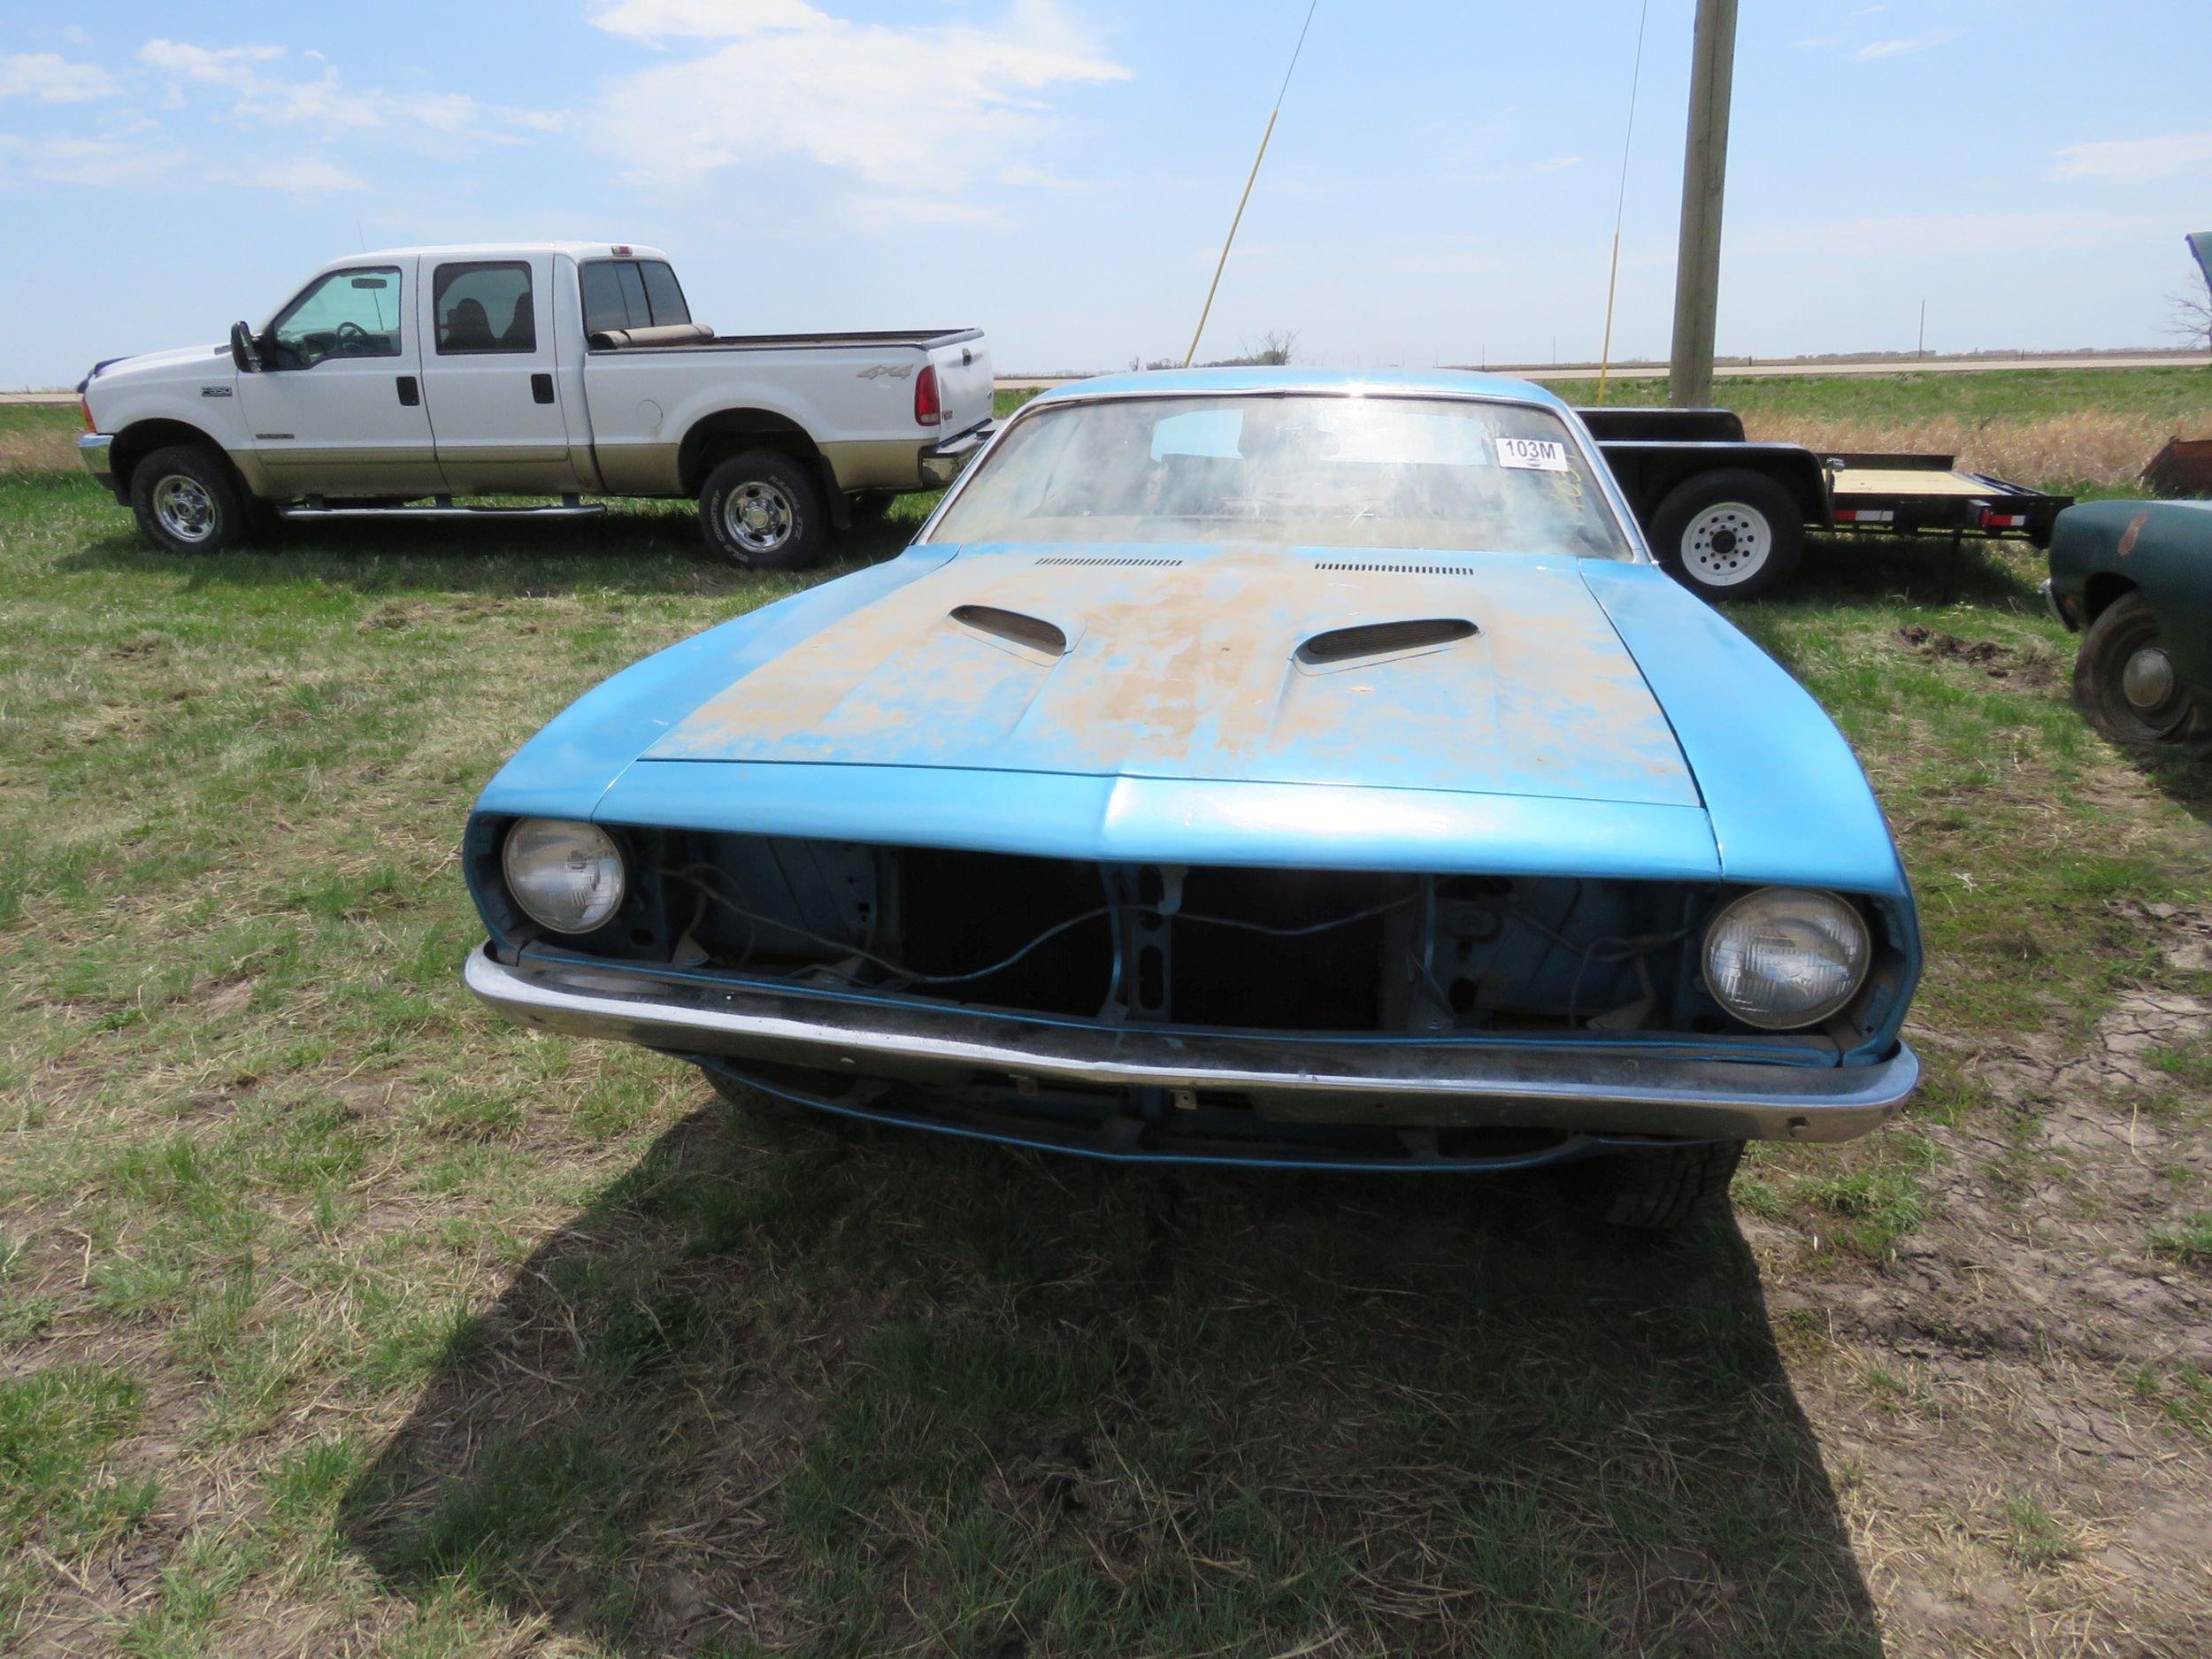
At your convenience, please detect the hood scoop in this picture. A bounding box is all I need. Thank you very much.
[1315,560,1482,575]
[1296,617,1478,669]
[1033,555,1183,568]
[950,603,1070,658]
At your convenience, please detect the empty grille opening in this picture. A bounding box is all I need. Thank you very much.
[1033,555,1185,567]
[645,836,1722,1036]
[950,603,1069,656]
[1298,618,1478,665]
[1313,561,1481,575]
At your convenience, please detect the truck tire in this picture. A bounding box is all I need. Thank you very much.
[699,449,826,571]
[2072,591,2211,753]
[1649,469,1803,602]
[128,444,254,555]
[1567,1140,1745,1233]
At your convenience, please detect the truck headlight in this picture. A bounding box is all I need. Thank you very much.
[1702,887,1870,1031]
[502,818,626,935]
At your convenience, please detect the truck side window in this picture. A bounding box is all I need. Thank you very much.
[639,262,690,326]
[582,258,691,339]
[434,262,536,354]
[267,265,404,369]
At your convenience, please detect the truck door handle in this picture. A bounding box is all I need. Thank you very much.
[530,373,555,404]
[396,375,419,407]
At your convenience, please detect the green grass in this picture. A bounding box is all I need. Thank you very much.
[2,380,2210,1654]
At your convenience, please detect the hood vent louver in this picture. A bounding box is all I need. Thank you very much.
[1297,618,1478,668]
[1033,555,1183,568]
[1315,561,1480,575]
[950,603,1070,657]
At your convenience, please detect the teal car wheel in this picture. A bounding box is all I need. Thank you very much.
[2074,591,2209,752]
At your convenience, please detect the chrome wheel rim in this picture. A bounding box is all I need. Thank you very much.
[2121,643,2181,720]
[723,481,795,554]
[151,474,217,544]
[1683,503,1770,587]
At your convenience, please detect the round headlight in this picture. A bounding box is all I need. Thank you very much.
[502,818,626,935]
[1702,887,1871,1031]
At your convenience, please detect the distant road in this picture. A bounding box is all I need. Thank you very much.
[995,351,2210,390]
[13,351,2204,404]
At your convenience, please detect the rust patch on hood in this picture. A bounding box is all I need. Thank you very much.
[647,548,1700,809]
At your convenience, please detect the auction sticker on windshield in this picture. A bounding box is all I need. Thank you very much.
[1497,437,1571,472]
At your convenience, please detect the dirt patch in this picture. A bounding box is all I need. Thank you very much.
[1896,623,2063,688]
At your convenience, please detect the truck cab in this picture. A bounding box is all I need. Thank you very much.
[80,242,995,569]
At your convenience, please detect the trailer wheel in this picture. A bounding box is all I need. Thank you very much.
[2073,592,2211,753]
[699,449,825,571]
[1650,469,1802,601]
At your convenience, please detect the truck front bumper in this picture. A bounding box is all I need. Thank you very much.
[78,433,116,492]
[467,945,1919,1153]
[919,424,994,486]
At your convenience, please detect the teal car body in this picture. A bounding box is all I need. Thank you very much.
[2046,500,2212,748]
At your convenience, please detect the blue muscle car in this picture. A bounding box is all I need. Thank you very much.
[464,371,1922,1231]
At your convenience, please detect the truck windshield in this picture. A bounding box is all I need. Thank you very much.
[926,394,1632,558]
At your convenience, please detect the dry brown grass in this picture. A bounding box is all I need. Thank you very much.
[0,423,80,476]
[1747,411,2173,492]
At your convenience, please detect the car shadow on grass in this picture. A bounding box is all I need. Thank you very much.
[1782,530,2046,610]
[342,1096,1884,1657]
[56,507,925,599]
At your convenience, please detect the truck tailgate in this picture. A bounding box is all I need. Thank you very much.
[930,337,994,435]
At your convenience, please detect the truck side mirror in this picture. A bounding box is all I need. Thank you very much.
[229,321,264,373]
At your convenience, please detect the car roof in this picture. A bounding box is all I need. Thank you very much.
[1030,366,1571,409]
[347,242,671,265]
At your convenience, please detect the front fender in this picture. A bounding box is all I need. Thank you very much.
[472,543,961,823]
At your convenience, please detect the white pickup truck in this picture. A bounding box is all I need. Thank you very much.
[77,241,995,568]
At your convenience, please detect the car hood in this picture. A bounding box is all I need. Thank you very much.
[88,343,231,391]
[642,546,1701,809]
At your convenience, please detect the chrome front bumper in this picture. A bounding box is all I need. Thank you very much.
[918,423,994,485]
[78,433,115,490]
[467,946,1918,1145]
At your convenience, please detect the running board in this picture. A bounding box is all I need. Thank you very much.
[280,495,605,522]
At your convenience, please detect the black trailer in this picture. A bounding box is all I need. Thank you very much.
[1574,405,2071,600]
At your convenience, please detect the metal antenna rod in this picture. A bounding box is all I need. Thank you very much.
[1595,0,1652,405]
[1184,0,1322,369]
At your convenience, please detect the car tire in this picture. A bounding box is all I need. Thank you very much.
[2072,591,2211,753]
[698,449,825,571]
[1569,1140,1745,1233]
[1650,469,1803,602]
[129,444,252,555]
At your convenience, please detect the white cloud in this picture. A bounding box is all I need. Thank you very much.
[2053,131,2212,183]
[1855,28,1962,61]
[588,0,1126,200]
[137,39,556,142]
[842,192,1010,227]
[0,51,119,102]
[590,0,835,39]
[219,156,371,196]
[1533,155,1582,173]
[0,133,177,186]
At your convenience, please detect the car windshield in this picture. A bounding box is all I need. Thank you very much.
[926,393,1633,558]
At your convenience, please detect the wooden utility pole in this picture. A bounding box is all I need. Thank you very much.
[1667,0,1739,407]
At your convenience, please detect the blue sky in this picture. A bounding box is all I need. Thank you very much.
[3,0,2208,386]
